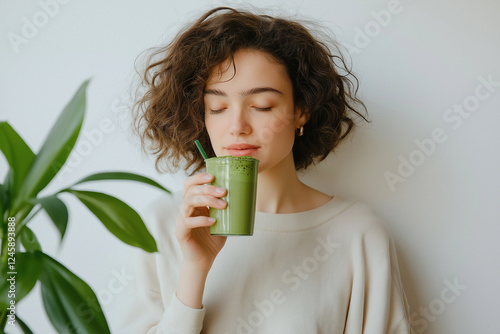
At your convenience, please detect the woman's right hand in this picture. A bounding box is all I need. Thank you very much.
[175,173,228,274]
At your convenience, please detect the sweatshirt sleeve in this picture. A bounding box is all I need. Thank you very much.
[117,249,206,333]
[344,220,415,334]
[117,193,206,333]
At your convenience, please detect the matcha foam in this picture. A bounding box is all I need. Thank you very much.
[206,156,259,176]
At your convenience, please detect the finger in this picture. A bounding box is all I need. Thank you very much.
[188,184,227,198]
[183,216,217,229]
[175,215,215,240]
[183,173,214,197]
[181,195,227,215]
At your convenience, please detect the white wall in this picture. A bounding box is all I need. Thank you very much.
[1,0,498,333]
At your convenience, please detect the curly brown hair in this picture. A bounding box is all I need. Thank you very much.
[132,6,368,175]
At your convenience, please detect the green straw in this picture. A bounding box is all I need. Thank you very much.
[195,140,208,160]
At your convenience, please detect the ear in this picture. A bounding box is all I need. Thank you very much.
[294,104,309,128]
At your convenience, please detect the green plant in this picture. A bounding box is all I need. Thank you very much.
[0,80,169,333]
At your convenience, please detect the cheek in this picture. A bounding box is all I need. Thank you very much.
[262,111,296,142]
[259,124,295,156]
[204,119,219,147]
[205,116,221,134]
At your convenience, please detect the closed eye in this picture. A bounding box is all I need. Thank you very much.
[209,108,225,114]
[209,107,272,114]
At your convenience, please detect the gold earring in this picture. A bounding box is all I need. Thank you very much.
[298,126,304,136]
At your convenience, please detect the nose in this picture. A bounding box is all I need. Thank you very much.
[229,108,252,136]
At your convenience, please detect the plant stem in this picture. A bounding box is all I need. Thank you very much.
[15,206,40,238]
[1,218,8,264]
[0,309,7,330]
[1,235,9,264]
[1,205,35,263]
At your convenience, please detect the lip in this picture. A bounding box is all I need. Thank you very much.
[226,143,260,150]
[225,143,260,157]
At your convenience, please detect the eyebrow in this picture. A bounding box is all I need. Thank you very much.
[204,86,283,97]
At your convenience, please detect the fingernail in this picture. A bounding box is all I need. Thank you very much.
[215,187,225,195]
[208,217,216,223]
[218,199,226,207]
[204,174,212,180]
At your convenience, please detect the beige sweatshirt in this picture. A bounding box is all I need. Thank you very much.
[119,191,414,334]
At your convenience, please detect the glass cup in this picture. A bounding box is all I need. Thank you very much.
[206,156,259,235]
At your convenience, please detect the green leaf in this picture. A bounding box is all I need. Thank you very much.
[11,80,90,215]
[3,168,13,193]
[3,170,36,226]
[71,171,171,193]
[16,315,34,334]
[19,226,41,252]
[39,253,110,334]
[0,183,8,219]
[2,170,13,219]
[0,122,35,200]
[29,195,68,241]
[64,190,157,252]
[0,251,43,309]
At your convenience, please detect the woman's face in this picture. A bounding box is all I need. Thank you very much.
[204,49,306,173]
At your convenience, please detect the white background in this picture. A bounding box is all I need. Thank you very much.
[1,0,499,333]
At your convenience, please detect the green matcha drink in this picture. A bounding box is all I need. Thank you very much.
[206,156,259,236]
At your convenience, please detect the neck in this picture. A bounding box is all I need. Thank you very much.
[256,153,307,213]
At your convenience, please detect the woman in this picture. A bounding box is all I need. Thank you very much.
[122,6,413,334]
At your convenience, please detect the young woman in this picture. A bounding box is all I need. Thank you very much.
[122,6,413,334]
